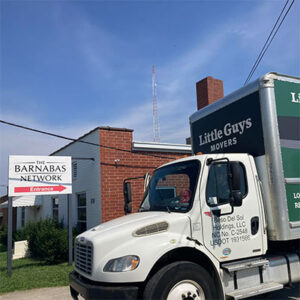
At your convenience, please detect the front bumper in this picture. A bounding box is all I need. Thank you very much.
[69,271,139,300]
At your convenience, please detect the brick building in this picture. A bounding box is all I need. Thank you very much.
[99,128,191,223]
[15,127,191,231]
[9,75,223,231]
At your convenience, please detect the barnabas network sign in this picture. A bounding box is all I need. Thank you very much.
[8,155,72,196]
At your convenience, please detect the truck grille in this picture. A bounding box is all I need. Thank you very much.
[75,240,93,275]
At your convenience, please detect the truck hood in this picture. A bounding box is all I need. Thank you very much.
[75,212,192,282]
[77,211,191,241]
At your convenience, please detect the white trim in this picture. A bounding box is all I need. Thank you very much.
[132,141,191,153]
[0,196,41,208]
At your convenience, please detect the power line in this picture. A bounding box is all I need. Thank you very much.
[244,0,289,85]
[0,120,178,160]
[244,0,295,86]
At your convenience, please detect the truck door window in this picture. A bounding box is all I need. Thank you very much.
[206,162,247,206]
[140,160,200,213]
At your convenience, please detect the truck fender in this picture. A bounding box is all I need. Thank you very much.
[144,246,225,300]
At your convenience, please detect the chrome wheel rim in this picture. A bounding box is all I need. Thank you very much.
[166,279,205,300]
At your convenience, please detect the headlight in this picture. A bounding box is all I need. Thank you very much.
[103,255,140,272]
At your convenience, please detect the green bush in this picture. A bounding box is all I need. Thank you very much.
[25,219,68,264]
[0,243,7,252]
[13,221,36,242]
[0,226,8,247]
[2,219,79,263]
[0,223,37,251]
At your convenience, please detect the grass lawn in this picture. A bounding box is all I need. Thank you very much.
[0,251,74,294]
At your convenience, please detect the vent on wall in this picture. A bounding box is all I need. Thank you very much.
[72,161,77,180]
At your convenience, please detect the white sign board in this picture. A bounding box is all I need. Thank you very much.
[9,155,72,196]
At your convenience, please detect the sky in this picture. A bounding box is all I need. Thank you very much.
[0,0,299,196]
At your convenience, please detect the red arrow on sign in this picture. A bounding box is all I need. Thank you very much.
[14,185,67,193]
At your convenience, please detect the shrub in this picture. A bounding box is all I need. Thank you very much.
[13,221,36,242]
[0,225,8,251]
[2,219,79,263]
[0,225,8,247]
[26,219,68,264]
[0,243,7,252]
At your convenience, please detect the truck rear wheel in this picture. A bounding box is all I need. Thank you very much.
[143,261,217,300]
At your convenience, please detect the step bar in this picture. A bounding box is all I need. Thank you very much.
[221,258,269,273]
[226,282,283,299]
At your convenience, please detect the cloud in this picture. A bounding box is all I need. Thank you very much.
[76,22,117,79]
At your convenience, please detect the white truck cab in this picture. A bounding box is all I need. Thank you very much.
[70,73,300,300]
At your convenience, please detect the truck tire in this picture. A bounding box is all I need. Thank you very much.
[143,261,217,300]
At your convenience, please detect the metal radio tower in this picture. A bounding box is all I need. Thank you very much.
[152,65,160,142]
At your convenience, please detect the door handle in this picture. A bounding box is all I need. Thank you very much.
[251,216,259,235]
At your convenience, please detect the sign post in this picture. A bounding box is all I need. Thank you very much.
[8,155,72,274]
[68,194,72,265]
[7,196,12,276]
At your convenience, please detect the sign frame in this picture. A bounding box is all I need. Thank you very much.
[8,155,72,197]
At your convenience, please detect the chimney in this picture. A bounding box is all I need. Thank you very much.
[196,76,224,110]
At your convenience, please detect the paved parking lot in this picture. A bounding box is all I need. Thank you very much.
[1,284,299,300]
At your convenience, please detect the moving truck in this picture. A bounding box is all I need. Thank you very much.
[70,73,300,300]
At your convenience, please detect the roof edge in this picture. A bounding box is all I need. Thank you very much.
[132,141,192,154]
[50,126,134,155]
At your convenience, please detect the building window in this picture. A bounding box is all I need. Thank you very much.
[72,162,77,180]
[77,193,87,233]
[52,197,59,221]
[21,207,25,227]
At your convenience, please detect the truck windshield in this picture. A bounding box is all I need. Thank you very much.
[139,160,200,213]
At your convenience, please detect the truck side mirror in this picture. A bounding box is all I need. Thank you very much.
[123,182,132,214]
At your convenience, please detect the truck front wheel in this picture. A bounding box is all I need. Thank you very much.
[143,261,217,300]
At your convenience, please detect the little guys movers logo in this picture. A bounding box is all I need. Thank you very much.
[191,91,265,157]
[8,155,72,196]
[198,118,252,152]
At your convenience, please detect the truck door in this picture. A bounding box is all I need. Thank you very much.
[200,156,264,262]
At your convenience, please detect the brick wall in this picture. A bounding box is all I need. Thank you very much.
[99,128,187,223]
[196,76,224,110]
[157,174,190,197]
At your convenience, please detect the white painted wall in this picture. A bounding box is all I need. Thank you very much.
[41,129,101,230]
